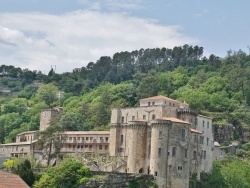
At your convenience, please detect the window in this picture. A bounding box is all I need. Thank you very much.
[193,151,197,160]
[89,145,92,149]
[118,148,123,152]
[148,146,151,158]
[172,147,176,156]
[158,148,162,157]
[185,149,188,158]
[203,121,205,127]
[85,145,88,148]
[159,131,163,138]
[120,135,124,144]
[203,150,206,159]
[148,102,151,106]
[121,116,124,123]
[143,115,146,120]
[148,131,151,138]
[132,116,135,121]
[207,122,209,129]
[86,137,89,140]
[152,114,156,120]
[154,171,158,176]
[178,166,182,170]
[69,137,72,140]
[207,138,209,146]
[181,129,185,140]
[105,145,108,150]
[194,135,197,143]
[200,136,204,144]
[152,102,155,105]
[99,145,102,149]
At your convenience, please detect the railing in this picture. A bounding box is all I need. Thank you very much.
[62,140,109,144]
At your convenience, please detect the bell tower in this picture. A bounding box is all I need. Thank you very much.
[39,107,63,131]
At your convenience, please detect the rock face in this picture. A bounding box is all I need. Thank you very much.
[80,171,155,188]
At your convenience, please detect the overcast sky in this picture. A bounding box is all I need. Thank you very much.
[0,0,249,73]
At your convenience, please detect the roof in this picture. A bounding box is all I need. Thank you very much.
[17,131,36,136]
[156,117,190,125]
[198,114,212,119]
[0,140,36,146]
[191,129,202,134]
[214,141,220,147]
[140,95,183,104]
[61,131,110,135]
[0,170,29,188]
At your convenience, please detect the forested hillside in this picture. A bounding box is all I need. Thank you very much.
[0,45,250,145]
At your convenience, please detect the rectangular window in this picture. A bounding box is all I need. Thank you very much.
[154,171,158,176]
[152,114,156,120]
[178,166,182,170]
[121,116,124,123]
[159,131,163,138]
[152,102,155,105]
[118,148,123,152]
[181,129,185,140]
[69,137,72,140]
[193,151,197,160]
[99,145,102,149]
[158,148,162,157]
[200,136,204,144]
[143,115,146,120]
[203,150,206,159]
[105,145,108,150]
[148,131,151,138]
[148,102,151,106]
[120,135,124,144]
[148,146,151,158]
[207,122,209,129]
[194,135,197,143]
[132,116,135,121]
[89,145,92,149]
[185,149,188,158]
[86,137,89,140]
[207,138,209,146]
[172,147,176,156]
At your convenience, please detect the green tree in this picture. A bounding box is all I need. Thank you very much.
[34,158,91,188]
[37,83,58,107]
[14,159,35,187]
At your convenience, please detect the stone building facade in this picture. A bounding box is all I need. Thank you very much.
[0,107,110,158]
[109,96,213,188]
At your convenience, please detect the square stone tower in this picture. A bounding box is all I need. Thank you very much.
[39,107,63,131]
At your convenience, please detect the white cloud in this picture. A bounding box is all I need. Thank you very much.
[0,10,198,73]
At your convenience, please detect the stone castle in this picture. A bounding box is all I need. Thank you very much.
[0,95,224,188]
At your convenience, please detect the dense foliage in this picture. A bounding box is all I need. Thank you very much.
[33,158,91,188]
[0,45,249,144]
[191,158,250,188]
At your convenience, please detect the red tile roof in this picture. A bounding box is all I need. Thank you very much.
[0,170,29,188]
[156,117,190,125]
[191,129,202,134]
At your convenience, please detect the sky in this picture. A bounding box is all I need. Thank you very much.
[0,0,249,73]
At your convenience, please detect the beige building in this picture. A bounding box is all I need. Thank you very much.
[0,108,110,158]
[109,96,214,188]
[0,96,216,188]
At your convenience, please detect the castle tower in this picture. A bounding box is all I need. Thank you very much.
[39,107,63,131]
[126,122,147,173]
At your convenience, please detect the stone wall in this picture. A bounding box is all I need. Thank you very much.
[80,171,155,188]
